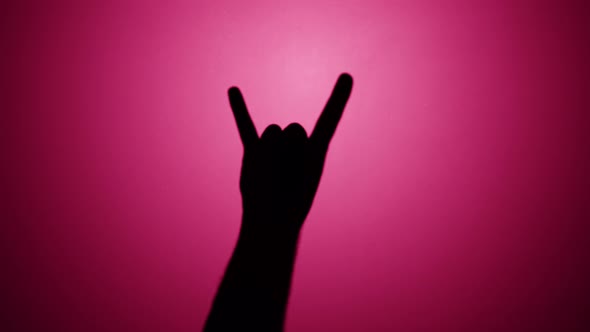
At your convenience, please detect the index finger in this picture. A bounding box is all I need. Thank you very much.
[228,86,258,148]
[310,73,353,153]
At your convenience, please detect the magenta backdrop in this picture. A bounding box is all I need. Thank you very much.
[4,0,589,331]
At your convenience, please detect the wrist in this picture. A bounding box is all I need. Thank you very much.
[239,214,302,247]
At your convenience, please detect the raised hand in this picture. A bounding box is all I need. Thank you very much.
[229,73,354,230]
[204,73,353,332]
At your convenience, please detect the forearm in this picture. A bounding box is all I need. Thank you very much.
[203,216,302,332]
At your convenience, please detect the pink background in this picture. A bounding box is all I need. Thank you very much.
[4,0,589,331]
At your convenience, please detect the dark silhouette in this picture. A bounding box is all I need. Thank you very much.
[203,73,353,332]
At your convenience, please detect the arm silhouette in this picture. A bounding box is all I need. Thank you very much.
[203,73,353,332]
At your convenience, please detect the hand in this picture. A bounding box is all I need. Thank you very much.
[229,73,353,231]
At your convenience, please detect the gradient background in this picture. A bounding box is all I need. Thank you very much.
[3,0,589,331]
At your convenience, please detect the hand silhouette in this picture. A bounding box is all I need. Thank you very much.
[229,73,353,230]
[204,73,353,332]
